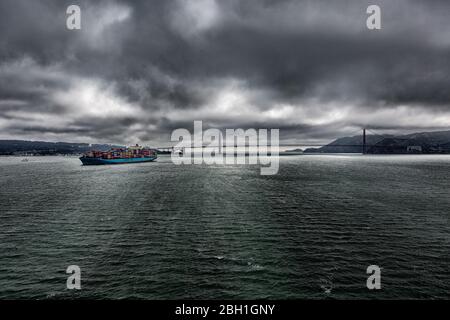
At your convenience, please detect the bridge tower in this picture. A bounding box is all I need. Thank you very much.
[362,128,366,154]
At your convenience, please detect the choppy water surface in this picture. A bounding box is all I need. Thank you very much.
[0,155,449,299]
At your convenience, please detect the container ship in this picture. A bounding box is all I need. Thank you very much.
[79,144,157,165]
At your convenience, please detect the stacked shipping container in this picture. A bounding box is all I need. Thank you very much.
[84,145,156,159]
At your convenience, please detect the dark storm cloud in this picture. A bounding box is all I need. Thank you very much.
[0,0,450,144]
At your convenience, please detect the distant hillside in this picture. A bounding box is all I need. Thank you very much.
[304,135,385,153]
[0,140,123,155]
[304,130,450,154]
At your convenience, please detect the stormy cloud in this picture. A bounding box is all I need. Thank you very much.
[1,0,450,145]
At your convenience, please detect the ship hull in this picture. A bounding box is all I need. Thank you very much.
[80,156,157,165]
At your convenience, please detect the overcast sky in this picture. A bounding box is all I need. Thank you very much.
[1,0,450,145]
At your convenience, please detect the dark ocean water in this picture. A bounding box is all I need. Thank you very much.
[0,155,448,299]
